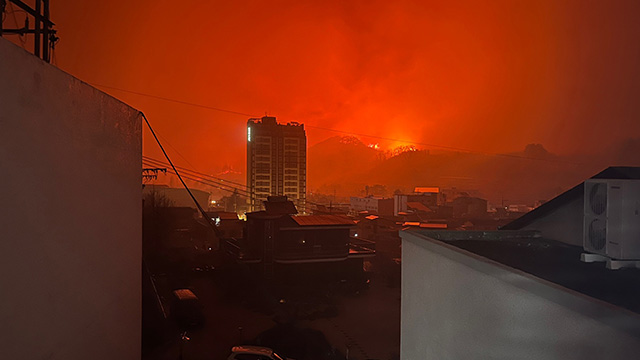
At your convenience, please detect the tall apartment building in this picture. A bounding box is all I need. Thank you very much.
[247,116,306,212]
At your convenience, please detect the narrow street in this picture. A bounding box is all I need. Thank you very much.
[144,258,400,360]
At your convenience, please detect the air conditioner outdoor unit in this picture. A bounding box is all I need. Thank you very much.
[583,179,640,260]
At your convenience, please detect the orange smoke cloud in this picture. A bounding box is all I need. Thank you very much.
[40,0,640,177]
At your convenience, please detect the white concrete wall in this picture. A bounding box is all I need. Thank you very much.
[350,196,380,212]
[394,194,407,215]
[0,39,141,359]
[401,231,640,360]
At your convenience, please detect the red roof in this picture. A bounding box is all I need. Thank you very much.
[414,186,439,193]
[402,221,447,229]
[292,215,355,226]
[420,223,447,229]
[406,202,432,212]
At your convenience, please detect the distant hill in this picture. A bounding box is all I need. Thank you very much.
[308,136,381,191]
[307,136,640,204]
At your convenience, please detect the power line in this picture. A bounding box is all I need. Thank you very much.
[144,161,333,210]
[141,162,249,197]
[143,155,247,188]
[142,158,328,208]
[142,158,249,195]
[95,82,581,165]
[141,112,223,238]
[155,132,199,171]
[93,83,256,117]
[142,165,250,199]
[142,161,250,198]
[143,158,336,209]
[143,158,347,210]
[143,155,248,191]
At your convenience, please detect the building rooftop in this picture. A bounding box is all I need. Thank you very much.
[502,166,640,230]
[248,116,305,129]
[406,202,432,212]
[413,186,439,193]
[407,230,640,316]
[264,196,299,215]
[292,215,355,226]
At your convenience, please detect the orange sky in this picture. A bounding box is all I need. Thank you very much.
[6,0,640,177]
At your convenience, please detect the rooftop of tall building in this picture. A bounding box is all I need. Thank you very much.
[248,116,304,128]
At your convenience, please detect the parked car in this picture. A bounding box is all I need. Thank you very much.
[227,345,292,360]
[170,289,205,328]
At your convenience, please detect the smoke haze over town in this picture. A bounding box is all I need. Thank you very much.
[5,1,640,360]
[34,0,640,201]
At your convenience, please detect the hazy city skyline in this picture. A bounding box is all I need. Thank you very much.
[4,2,640,359]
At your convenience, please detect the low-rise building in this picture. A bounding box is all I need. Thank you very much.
[225,197,375,279]
[451,196,488,218]
[394,193,439,215]
[350,196,394,216]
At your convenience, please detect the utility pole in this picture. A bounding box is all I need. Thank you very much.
[1,0,58,63]
[142,168,167,187]
[0,0,5,37]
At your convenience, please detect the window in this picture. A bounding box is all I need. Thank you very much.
[253,143,270,154]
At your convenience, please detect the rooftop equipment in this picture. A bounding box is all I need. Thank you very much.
[582,179,640,268]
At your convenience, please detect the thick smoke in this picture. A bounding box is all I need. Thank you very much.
[50,0,640,180]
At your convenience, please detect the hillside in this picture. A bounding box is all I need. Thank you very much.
[308,136,640,204]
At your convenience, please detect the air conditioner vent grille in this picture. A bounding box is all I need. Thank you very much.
[588,218,607,250]
[589,183,607,215]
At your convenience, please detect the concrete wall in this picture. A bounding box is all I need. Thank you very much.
[351,196,381,212]
[394,195,408,215]
[0,39,141,359]
[401,231,640,360]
